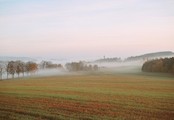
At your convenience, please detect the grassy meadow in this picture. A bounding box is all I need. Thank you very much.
[0,71,174,120]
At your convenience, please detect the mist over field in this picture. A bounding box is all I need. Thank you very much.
[0,0,174,119]
[1,51,174,80]
[0,60,140,79]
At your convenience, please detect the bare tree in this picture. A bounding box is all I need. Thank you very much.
[93,65,99,71]
[21,62,26,77]
[40,61,48,69]
[7,61,17,79]
[0,62,6,80]
[16,61,25,78]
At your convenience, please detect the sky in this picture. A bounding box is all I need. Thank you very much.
[0,0,174,60]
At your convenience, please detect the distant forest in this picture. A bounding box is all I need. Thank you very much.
[142,57,174,73]
[94,51,174,63]
[95,57,121,63]
[125,51,174,62]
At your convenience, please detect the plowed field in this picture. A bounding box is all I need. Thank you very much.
[0,74,174,120]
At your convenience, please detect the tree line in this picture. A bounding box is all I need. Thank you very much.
[0,60,64,80]
[0,61,38,79]
[40,61,63,69]
[0,60,98,79]
[142,57,174,73]
[65,61,99,71]
[95,57,121,63]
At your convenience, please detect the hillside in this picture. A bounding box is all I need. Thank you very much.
[92,51,174,63]
[125,51,174,62]
[0,56,36,62]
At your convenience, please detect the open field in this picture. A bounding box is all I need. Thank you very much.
[0,72,174,120]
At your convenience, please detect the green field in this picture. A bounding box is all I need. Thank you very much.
[0,72,174,120]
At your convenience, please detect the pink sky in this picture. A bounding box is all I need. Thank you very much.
[0,0,174,59]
